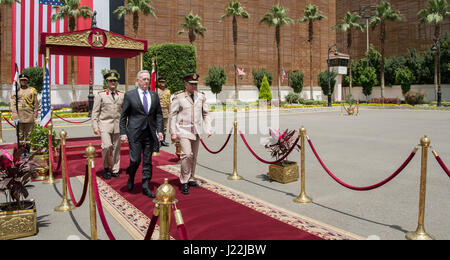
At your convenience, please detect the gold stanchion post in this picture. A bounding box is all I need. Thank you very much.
[228,120,243,181]
[86,144,97,240]
[154,178,177,240]
[54,130,75,212]
[293,126,312,204]
[43,122,59,185]
[406,136,434,240]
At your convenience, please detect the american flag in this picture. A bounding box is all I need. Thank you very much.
[281,68,286,82]
[11,0,67,85]
[41,67,52,127]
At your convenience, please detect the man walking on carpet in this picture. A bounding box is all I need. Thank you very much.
[170,73,212,195]
[120,70,164,198]
[92,71,124,180]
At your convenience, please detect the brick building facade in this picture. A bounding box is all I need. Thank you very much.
[335,0,450,61]
[0,0,336,87]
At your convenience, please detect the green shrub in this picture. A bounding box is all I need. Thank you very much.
[285,92,303,104]
[395,67,415,95]
[205,66,227,98]
[258,75,272,102]
[252,68,273,90]
[144,43,197,93]
[288,71,304,94]
[28,123,59,152]
[359,66,378,100]
[21,67,44,93]
[404,91,426,106]
[318,70,337,96]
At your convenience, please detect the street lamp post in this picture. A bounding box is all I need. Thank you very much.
[359,5,376,67]
[432,38,442,107]
[328,44,338,107]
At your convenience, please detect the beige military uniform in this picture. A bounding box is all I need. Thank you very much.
[92,89,124,173]
[157,88,171,136]
[170,90,211,184]
[10,87,39,145]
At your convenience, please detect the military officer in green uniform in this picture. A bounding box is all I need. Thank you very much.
[10,74,39,151]
[92,72,124,179]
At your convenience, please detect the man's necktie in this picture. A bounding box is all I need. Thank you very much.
[111,91,115,100]
[190,93,194,102]
[143,91,149,114]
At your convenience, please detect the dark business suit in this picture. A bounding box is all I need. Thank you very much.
[120,88,163,192]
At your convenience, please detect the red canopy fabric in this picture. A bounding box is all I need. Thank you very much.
[39,27,147,58]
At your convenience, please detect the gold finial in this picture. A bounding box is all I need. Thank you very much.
[420,135,430,147]
[300,126,306,135]
[85,143,96,159]
[156,178,176,204]
[47,122,53,131]
[60,129,67,145]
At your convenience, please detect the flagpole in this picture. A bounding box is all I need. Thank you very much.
[15,71,20,148]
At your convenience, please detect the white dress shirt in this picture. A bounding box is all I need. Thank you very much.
[137,87,151,113]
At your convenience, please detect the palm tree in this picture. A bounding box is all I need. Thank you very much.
[260,4,294,105]
[221,0,249,100]
[299,4,326,100]
[178,11,207,45]
[370,1,403,102]
[51,0,92,99]
[114,0,156,38]
[115,0,156,78]
[0,0,20,87]
[332,12,365,93]
[418,0,450,102]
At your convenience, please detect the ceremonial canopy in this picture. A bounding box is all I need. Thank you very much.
[39,27,148,58]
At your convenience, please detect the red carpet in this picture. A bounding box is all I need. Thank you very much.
[20,137,358,240]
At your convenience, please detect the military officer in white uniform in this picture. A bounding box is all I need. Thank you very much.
[92,72,124,179]
[170,73,212,194]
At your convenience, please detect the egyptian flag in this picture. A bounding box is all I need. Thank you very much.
[77,0,126,86]
[150,62,157,92]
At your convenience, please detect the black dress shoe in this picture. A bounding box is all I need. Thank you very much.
[160,141,169,147]
[181,183,189,195]
[142,189,156,198]
[188,181,199,188]
[127,175,135,191]
[104,168,111,180]
[111,172,120,178]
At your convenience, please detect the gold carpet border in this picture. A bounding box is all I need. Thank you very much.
[76,164,363,240]
[159,164,364,240]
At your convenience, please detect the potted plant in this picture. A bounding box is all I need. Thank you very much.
[264,129,301,184]
[343,93,356,115]
[27,124,59,181]
[0,147,37,240]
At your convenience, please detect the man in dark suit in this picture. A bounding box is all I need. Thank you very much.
[120,70,164,198]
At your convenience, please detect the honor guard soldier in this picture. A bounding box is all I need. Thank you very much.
[157,77,170,147]
[170,73,212,195]
[10,74,39,152]
[92,72,124,179]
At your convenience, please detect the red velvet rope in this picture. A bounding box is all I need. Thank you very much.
[54,113,91,124]
[91,164,116,240]
[307,138,418,191]
[199,128,233,154]
[63,145,89,207]
[48,134,62,172]
[3,116,16,128]
[144,214,159,240]
[239,130,300,165]
[433,153,450,178]
[177,224,189,240]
